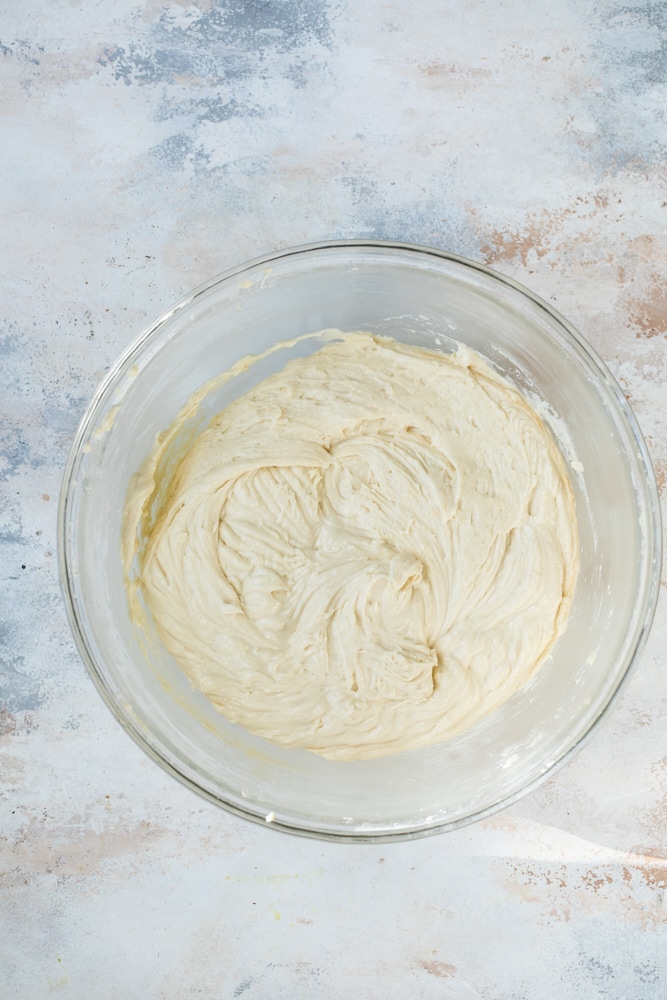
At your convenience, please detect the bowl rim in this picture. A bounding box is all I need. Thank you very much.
[58,238,664,842]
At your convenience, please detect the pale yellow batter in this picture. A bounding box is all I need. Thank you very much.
[124,332,579,760]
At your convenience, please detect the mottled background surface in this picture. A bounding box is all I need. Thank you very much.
[2,1,666,997]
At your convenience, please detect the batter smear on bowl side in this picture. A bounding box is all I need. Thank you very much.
[123,332,579,760]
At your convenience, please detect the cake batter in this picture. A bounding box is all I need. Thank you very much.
[123,333,579,760]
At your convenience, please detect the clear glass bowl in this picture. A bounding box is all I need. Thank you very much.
[58,241,662,841]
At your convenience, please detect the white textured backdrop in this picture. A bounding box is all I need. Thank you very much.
[1,2,666,997]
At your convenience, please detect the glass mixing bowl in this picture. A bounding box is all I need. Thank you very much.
[59,241,662,841]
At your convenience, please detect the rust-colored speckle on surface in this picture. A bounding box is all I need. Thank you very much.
[627,284,667,338]
[0,708,17,737]
[418,960,458,979]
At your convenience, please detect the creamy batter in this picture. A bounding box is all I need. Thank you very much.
[124,332,579,760]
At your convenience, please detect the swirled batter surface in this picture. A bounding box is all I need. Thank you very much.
[125,333,578,760]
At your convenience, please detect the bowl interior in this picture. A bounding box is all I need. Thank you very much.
[60,243,661,839]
